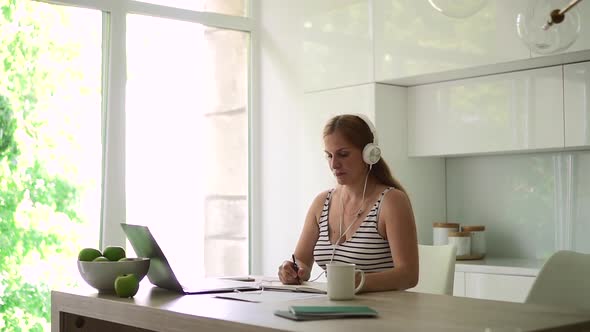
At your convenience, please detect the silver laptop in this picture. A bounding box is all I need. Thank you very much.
[120,223,258,294]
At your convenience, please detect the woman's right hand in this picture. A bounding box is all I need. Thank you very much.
[278,260,304,285]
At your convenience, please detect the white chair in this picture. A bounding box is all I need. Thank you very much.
[525,250,590,311]
[408,244,457,295]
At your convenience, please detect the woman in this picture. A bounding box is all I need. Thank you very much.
[278,114,418,292]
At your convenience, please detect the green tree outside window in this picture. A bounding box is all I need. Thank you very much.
[1,1,101,330]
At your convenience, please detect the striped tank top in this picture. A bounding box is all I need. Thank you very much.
[313,187,395,273]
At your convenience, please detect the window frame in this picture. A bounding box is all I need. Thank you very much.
[36,0,260,273]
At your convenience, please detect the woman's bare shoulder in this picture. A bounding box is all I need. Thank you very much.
[381,188,412,213]
[383,187,407,199]
[306,189,333,223]
[311,189,332,206]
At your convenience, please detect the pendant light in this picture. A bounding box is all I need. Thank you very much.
[517,0,584,55]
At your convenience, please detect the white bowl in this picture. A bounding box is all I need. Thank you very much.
[77,258,150,292]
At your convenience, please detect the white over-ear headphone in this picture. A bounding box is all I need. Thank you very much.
[355,114,381,166]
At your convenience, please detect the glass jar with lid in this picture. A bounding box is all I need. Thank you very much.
[461,225,486,257]
[448,231,471,256]
[432,222,460,245]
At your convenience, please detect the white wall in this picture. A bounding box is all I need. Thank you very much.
[256,0,307,275]
[447,151,590,259]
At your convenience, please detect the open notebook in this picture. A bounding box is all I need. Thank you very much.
[259,280,327,294]
[214,281,327,303]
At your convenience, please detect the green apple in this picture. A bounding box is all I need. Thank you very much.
[93,256,110,262]
[114,274,140,298]
[78,248,102,262]
[103,245,126,261]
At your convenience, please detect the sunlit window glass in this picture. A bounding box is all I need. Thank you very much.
[126,14,249,279]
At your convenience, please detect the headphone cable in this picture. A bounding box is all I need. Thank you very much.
[330,165,372,264]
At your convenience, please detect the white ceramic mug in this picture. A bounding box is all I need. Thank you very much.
[326,263,366,300]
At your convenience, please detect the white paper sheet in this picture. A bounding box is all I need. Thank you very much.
[215,291,326,303]
[258,280,328,294]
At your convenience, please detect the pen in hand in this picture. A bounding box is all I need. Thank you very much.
[291,254,301,284]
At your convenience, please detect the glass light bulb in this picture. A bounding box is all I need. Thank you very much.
[428,0,488,18]
[516,0,581,55]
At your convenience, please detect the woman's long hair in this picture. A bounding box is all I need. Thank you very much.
[323,114,407,194]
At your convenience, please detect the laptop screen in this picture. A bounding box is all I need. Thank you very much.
[120,223,184,292]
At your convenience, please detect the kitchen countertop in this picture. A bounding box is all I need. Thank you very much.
[52,283,590,332]
[454,257,546,276]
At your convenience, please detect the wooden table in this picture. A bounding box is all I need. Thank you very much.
[51,282,590,332]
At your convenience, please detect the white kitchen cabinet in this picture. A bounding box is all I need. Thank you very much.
[453,272,534,302]
[564,61,590,148]
[464,273,535,303]
[301,1,590,91]
[453,272,465,297]
[373,0,530,83]
[302,0,373,92]
[453,258,543,302]
[408,66,564,156]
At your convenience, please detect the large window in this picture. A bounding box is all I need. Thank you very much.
[135,0,247,16]
[1,0,251,330]
[126,14,249,278]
